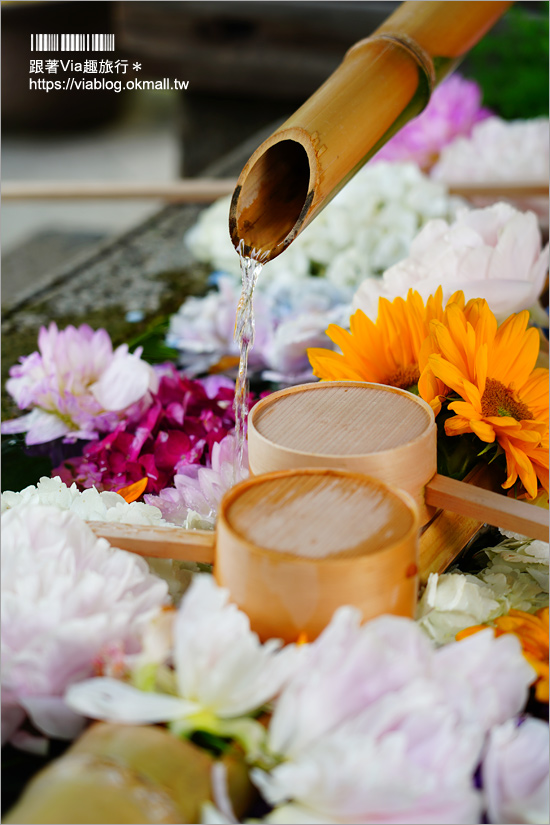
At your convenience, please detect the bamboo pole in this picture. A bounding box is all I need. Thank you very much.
[229,0,513,260]
[2,180,548,202]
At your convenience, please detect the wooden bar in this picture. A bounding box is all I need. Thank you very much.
[2,181,547,202]
[425,473,549,542]
[1,179,237,202]
[89,521,215,564]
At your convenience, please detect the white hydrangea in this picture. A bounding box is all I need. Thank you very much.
[1,476,168,527]
[185,163,460,291]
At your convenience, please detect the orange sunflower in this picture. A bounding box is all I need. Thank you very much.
[308,287,459,391]
[418,299,549,500]
[457,608,549,703]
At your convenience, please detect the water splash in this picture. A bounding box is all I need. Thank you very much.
[233,240,266,477]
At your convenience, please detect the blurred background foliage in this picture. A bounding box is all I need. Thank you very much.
[465,2,549,119]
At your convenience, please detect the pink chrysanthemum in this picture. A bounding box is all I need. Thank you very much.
[2,323,158,445]
[145,433,249,528]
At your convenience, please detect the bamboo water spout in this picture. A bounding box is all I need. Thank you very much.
[229,0,512,261]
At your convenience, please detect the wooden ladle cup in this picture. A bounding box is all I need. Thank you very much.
[248,381,548,541]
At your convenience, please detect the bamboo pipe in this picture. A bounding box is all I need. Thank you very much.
[229,0,513,261]
[2,180,548,202]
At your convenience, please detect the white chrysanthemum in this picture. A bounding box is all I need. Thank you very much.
[1,476,167,526]
[1,504,168,742]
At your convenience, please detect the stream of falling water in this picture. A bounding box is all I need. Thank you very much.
[233,241,266,477]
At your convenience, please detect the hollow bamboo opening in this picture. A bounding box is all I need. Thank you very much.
[230,0,513,261]
[229,132,314,259]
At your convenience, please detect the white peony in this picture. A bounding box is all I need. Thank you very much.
[353,202,549,321]
[432,117,549,185]
[66,575,301,755]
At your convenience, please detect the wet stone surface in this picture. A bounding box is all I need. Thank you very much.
[1,125,279,419]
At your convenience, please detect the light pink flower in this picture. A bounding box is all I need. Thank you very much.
[145,433,249,528]
[482,718,550,824]
[373,74,490,170]
[266,609,434,758]
[256,609,535,824]
[433,629,536,732]
[353,203,549,320]
[2,323,158,444]
[1,504,168,741]
[256,686,483,824]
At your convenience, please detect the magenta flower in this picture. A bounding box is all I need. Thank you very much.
[2,323,158,445]
[373,74,491,170]
[55,366,247,496]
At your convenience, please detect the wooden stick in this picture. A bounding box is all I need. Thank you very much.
[89,521,215,564]
[2,180,547,203]
[1,179,237,202]
[447,183,549,199]
[425,473,548,542]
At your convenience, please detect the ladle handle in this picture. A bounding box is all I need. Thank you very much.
[425,474,548,541]
[89,522,216,564]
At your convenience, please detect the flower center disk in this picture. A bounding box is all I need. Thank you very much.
[481,378,532,421]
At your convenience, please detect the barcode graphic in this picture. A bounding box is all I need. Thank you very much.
[31,34,115,52]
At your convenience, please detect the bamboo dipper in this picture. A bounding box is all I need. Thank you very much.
[92,468,420,642]
[247,382,549,543]
[229,0,512,261]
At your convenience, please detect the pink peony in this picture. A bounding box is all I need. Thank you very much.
[2,323,158,445]
[482,718,550,824]
[373,74,491,170]
[1,504,168,742]
[254,609,535,824]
